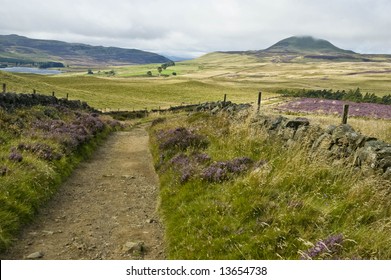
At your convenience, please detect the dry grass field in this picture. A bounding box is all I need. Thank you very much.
[2,52,391,111]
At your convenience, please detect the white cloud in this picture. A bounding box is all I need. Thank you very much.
[1,0,390,57]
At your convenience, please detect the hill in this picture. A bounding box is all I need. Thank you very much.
[264,36,354,54]
[0,34,172,67]
[222,36,391,62]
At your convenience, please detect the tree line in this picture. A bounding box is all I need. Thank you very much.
[277,88,391,105]
[0,58,64,69]
[147,61,176,77]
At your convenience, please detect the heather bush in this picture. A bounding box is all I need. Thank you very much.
[157,127,209,153]
[17,142,62,161]
[300,234,344,260]
[150,111,391,260]
[0,103,121,251]
[8,150,23,162]
[0,166,9,176]
[201,157,253,182]
[168,152,212,183]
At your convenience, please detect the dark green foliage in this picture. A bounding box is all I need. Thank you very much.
[38,61,65,69]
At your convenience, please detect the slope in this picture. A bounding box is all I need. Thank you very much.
[0,34,172,66]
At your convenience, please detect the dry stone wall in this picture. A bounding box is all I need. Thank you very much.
[251,114,391,179]
[0,92,93,111]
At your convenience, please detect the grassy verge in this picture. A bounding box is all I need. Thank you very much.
[0,104,121,251]
[149,111,391,259]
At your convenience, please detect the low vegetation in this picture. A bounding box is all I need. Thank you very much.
[0,99,121,250]
[277,98,391,120]
[277,88,391,105]
[149,111,391,259]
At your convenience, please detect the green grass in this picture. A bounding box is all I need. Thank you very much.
[0,104,120,251]
[149,112,391,259]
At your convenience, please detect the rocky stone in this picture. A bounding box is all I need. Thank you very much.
[123,241,144,254]
[121,175,136,179]
[26,251,44,259]
[269,116,288,131]
[325,125,337,135]
[383,167,391,180]
[252,114,391,178]
[211,107,220,114]
[312,133,333,151]
[285,117,310,130]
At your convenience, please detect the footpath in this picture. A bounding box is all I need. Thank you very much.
[1,125,164,260]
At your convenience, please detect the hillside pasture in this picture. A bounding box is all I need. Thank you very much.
[1,52,391,111]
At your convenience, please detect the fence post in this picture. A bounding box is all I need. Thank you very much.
[342,104,349,124]
[2,83,6,93]
[33,89,36,94]
[66,93,69,100]
[223,94,227,105]
[52,91,55,97]
[257,91,262,111]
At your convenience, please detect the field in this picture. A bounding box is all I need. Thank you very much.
[1,52,391,111]
[1,52,391,259]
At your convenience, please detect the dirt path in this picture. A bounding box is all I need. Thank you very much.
[0,125,165,260]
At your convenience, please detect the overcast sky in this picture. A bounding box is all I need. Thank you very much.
[1,0,390,58]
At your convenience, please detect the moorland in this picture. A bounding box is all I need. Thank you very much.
[1,35,391,259]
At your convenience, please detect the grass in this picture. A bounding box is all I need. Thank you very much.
[149,111,391,259]
[1,52,391,258]
[2,52,390,112]
[0,103,121,251]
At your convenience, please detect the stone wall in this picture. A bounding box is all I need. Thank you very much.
[0,92,93,111]
[251,114,391,179]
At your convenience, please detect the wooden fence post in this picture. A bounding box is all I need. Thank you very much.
[52,91,55,97]
[33,89,36,94]
[223,94,227,105]
[66,93,69,100]
[257,91,262,111]
[342,104,349,124]
[2,83,6,93]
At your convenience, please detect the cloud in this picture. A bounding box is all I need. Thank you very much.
[1,0,390,56]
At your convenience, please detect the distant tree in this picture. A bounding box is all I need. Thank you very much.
[87,69,94,75]
[147,71,152,76]
[161,62,175,70]
[38,61,65,69]
[157,66,163,76]
[172,72,177,76]
[103,70,115,76]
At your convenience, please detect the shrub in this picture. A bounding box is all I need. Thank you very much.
[201,157,254,182]
[156,127,209,152]
[9,151,23,162]
[300,234,344,260]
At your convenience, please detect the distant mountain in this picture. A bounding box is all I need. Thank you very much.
[222,36,389,62]
[161,54,193,62]
[0,34,172,67]
[264,36,354,54]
